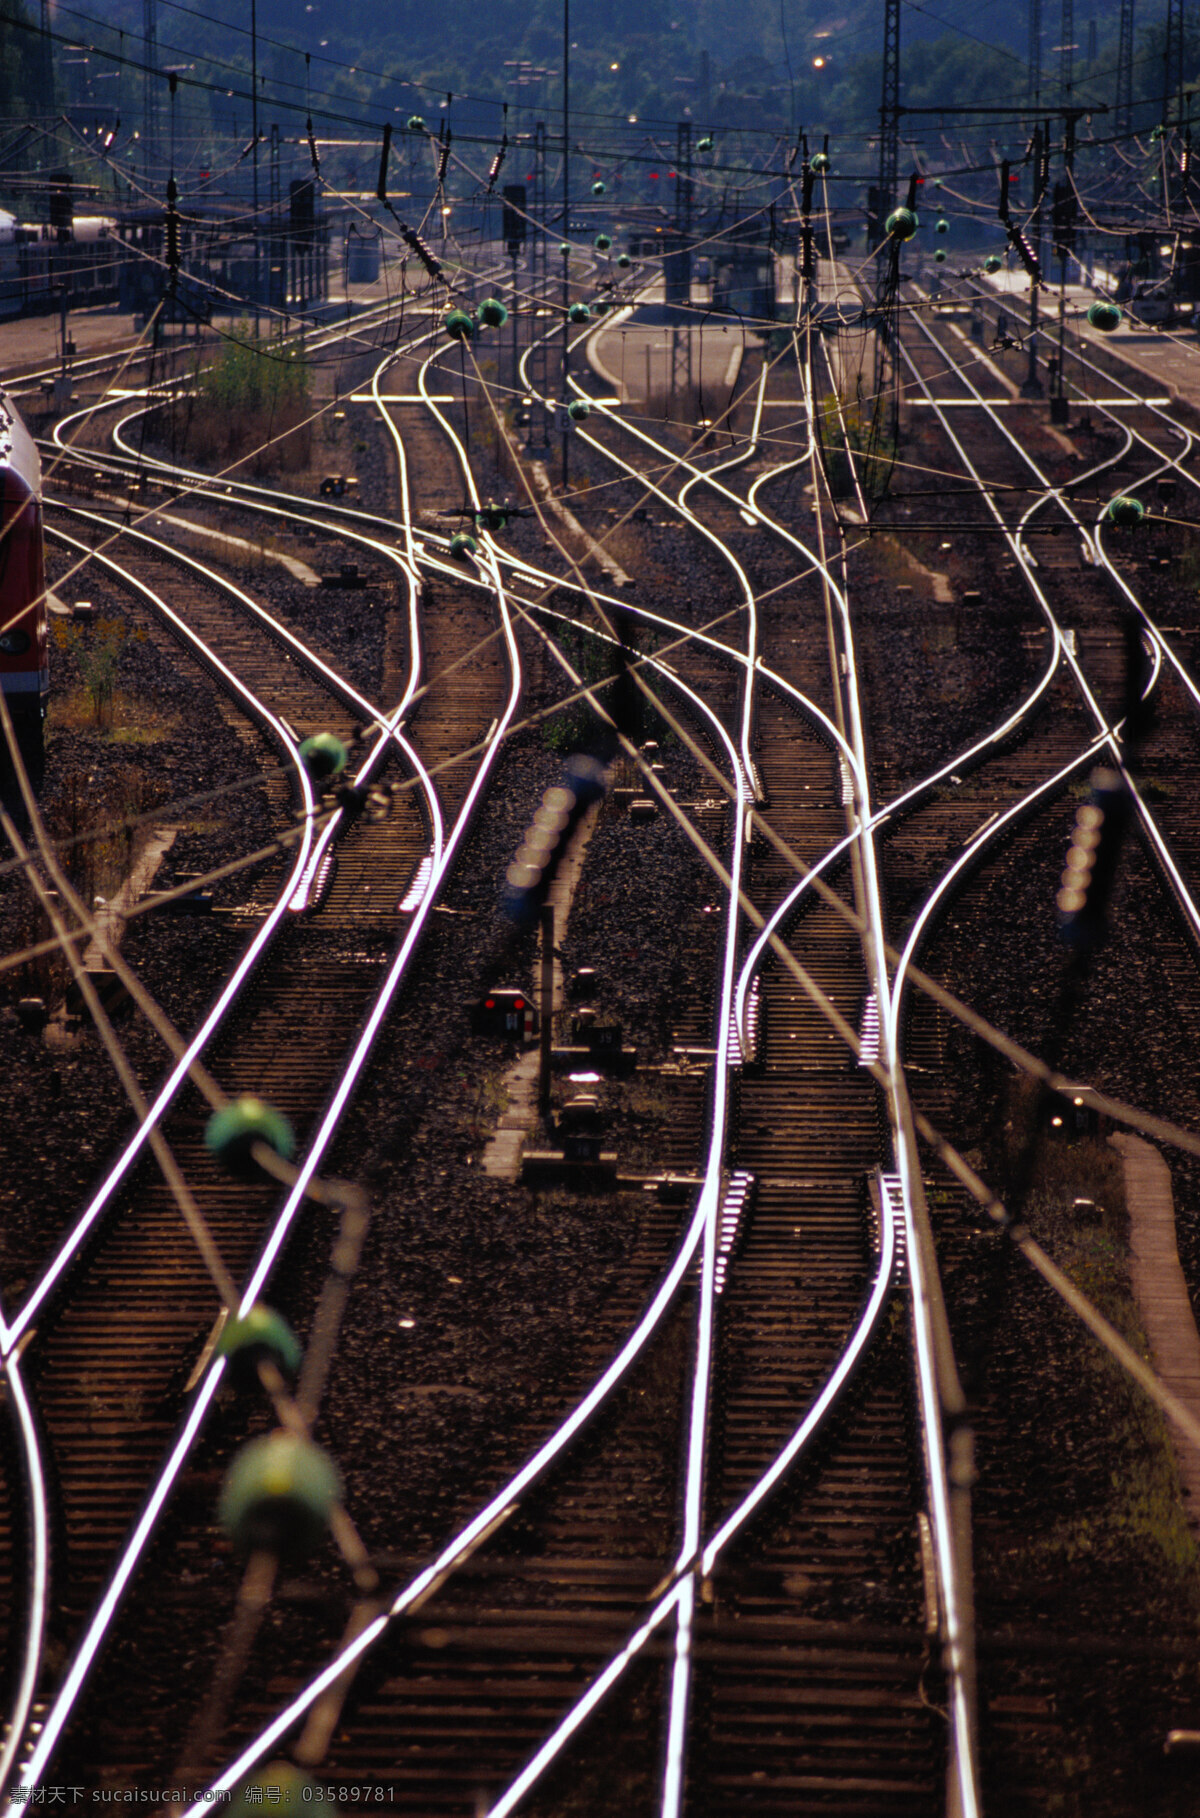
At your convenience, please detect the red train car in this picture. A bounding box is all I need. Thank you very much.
[0,389,49,728]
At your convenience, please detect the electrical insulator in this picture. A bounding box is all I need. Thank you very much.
[165,177,180,279]
[437,132,452,187]
[376,123,392,203]
[1007,223,1040,282]
[400,223,443,281]
[486,137,508,192]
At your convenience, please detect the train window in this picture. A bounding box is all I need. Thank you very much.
[0,629,30,654]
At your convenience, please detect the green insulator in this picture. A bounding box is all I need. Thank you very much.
[219,1431,341,1559]
[934,177,943,187]
[218,1305,303,1384]
[298,732,348,781]
[227,1766,314,1818]
[617,252,631,268]
[568,301,592,323]
[811,151,830,174]
[591,179,606,196]
[205,1097,295,1174]
[476,296,509,328]
[697,135,714,153]
[885,206,918,241]
[592,296,611,315]
[934,248,947,263]
[559,241,571,257]
[1107,495,1145,527]
[984,254,1003,274]
[442,307,474,341]
[449,532,478,560]
[1087,299,1123,333]
[475,505,509,532]
[935,216,949,235]
[567,398,591,421]
[594,233,612,252]
[406,115,425,132]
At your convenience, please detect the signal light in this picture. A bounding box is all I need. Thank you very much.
[1056,767,1130,950]
[502,756,607,923]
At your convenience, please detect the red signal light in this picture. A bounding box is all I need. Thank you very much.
[514,998,525,1011]
[484,998,495,1010]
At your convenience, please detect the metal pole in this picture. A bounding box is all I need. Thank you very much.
[511,247,520,399]
[539,902,555,1114]
[251,0,259,322]
[561,0,570,490]
[1023,123,1045,396]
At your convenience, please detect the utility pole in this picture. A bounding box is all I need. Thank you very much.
[530,121,551,455]
[38,0,54,116]
[671,121,693,411]
[561,0,570,490]
[874,0,900,421]
[251,0,260,319]
[1060,0,1073,103]
[1165,0,1185,131]
[1115,0,1134,142]
[1051,116,1076,421]
[1022,122,1046,396]
[1061,0,1076,104]
[1029,0,1042,110]
[143,0,160,176]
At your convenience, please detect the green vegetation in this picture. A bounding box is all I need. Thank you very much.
[817,389,895,503]
[173,327,313,474]
[51,616,148,731]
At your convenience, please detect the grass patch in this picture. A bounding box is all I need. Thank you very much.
[49,688,179,744]
[156,323,313,475]
[1000,1073,1200,1603]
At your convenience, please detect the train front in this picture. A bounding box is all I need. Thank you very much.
[0,389,49,737]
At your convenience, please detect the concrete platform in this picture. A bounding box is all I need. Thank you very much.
[1110,1131,1200,1531]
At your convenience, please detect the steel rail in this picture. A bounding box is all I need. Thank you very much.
[531,306,982,1814]
[17,432,522,1800]
[183,612,747,1815]
[894,314,1200,953]
[1,523,315,1796]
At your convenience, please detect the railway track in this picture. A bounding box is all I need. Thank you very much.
[11,209,1200,1818]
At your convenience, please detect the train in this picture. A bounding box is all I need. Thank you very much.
[0,209,122,318]
[0,388,49,730]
